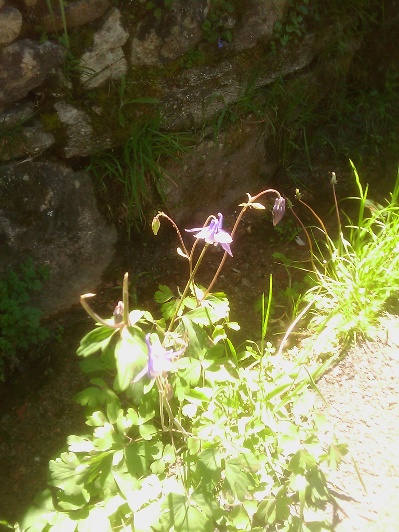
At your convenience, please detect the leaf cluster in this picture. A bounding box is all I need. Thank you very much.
[202,0,235,44]
[0,259,50,380]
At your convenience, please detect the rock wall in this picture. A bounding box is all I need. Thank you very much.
[0,0,375,314]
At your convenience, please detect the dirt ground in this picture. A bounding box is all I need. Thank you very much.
[0,196,399,530]
[317,315,399,531]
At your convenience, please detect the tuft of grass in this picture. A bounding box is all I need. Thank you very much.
[87,114,191,235]
[295,162,399,352]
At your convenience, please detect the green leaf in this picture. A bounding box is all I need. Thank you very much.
[289,449,317,474]
[150,458,165,474]
[178,317,210,358]
[77,326,116,357]
[48,512,77,532]
[93,423,117,451]
[113,470,140,510]
[160,493,213,532]
[154,284,174,304]
[79,357,107,373]
[224,459,251,501]
[77,507,111,532]
[229,504,251,529]
[74,383,119,409]
[139,423,158,440]
[67,435,95,453]
[175,357,202,386]
[106,402,120,424]
[114,330,147,391]
[55,491,89,511]
[18,490,56,532]
[134,500,163,532]
[197,446,222,484]
[49,452,88,497]
[125,441,161,477]
[86,410,108,427]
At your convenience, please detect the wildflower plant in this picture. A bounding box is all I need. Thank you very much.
[17,188,345,532]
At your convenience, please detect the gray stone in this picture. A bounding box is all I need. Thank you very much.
[161,32,327,129]
[131,0,208,65]
[0,5,23,45]
[41,0,111,32]
[80,7,129,89]
[0,124,55,161]
[54,101,110,157]
[0,40,64,108]
[0,103,53,161]
[0,162,117,316]
[163,120,277,225]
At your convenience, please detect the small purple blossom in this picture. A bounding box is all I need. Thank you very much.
[186,213,233,256]
[133,334,184,382]
[272,197,286,226]
[217,37,226,48]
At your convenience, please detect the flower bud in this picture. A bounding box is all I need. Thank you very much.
[272,197,285,226]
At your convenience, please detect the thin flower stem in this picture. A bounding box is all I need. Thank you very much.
[332,182,342,241]
[290,208,316,272]
[158,212,190,258]
[297,197,334,257]
[167,244,209,332]
[122,272,129,324]
[201,189,282,300]
[80,294,123,329]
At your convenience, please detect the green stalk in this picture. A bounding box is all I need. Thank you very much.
[167,244,209,332]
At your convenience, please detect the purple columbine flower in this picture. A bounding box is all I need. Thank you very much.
[186,213,233,256]
[272,197,286,226]
[133,334,184,382]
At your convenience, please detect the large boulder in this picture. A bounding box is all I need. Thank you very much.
[0,5,23,45]
[130,0,208,66]
[41,0,111,32]
[0,162,117,315]
[163,120,277,225]
[0,40,64,109]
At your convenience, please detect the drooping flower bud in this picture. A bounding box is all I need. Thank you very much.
[113,301,124,324]
[272,197,285,226]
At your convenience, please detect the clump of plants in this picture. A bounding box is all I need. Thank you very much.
[16,187,345,531]
[87,114,191,236]
[0,259,50,380]
[291,163,399,355]
[202,0,235,44]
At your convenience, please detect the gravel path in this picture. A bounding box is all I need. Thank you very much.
[316,315,399,531]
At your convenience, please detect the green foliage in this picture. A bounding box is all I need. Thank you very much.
[116,75,160,128]
[312,69,399,165]
[87,114,191,235]
[179,48,206,70]
[297,164,399,351]
[0,259,50,380]
[17,190,344,532]
[145,0,174,19]
[207,69,270,140]
[45,0,69,48]
[273,0,312,46]
[202,0,235,44]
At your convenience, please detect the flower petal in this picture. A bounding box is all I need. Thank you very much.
[214,230,233,244]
